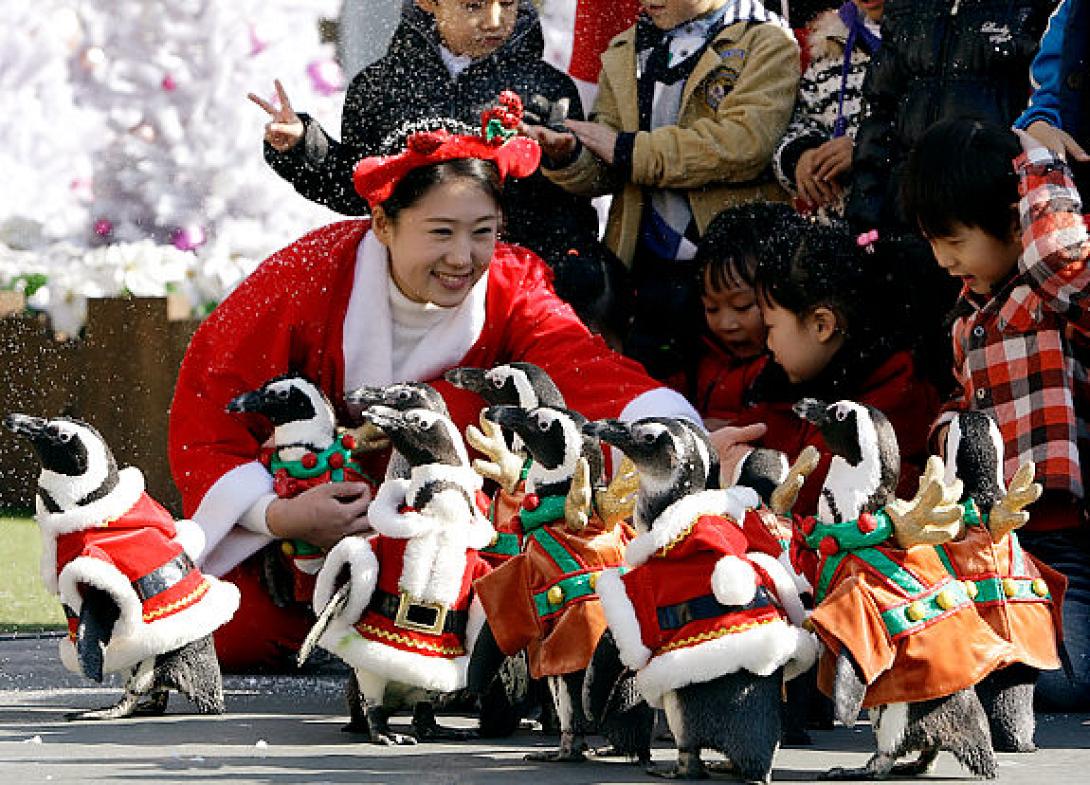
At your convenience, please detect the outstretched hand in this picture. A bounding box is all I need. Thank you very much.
[248,79,304,152]
[1023,120,1090,162]
[520,122,577,163]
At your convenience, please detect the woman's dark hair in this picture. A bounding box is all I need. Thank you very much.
[379,158,504,223]
[901,117,1021,241]
[696,201,805,292]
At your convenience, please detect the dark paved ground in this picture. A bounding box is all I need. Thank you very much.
[2,633,1088,784]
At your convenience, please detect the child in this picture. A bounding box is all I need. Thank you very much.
[901,117,1090,711]
[526,0,800,379]
[249,0,613,326]
[680,201,804,429]
[727,222,939,517]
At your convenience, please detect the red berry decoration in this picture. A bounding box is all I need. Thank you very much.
[798,516,817,536]
[522,493,540,511]
[398,503,417,514]
[340,433,357,451]
[857,512,878,534]
[819,536,839,556]
[407,131,446,155]
[328,451,345,470]
[301,452,318,469]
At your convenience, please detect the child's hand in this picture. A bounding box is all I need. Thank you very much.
[248,79,304,152]
[565,119,618,165]
[795,148,839,207]
[520,122,577,163]
[811,136,853,184]
[1024,120,1090,163]
[708,422,768,486]
[266,481,373,549]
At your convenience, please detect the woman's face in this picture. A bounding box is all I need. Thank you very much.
[373,178,500,307]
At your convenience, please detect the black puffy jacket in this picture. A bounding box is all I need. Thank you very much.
[845,0,1056,231]
[265,1,602,276]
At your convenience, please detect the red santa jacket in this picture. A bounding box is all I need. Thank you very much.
[675,338,768,424]
[731,350,940,517]
[169,220,662,573]
[38,468,239,675]
[596,488,815,707]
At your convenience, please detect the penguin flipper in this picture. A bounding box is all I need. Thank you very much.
[583,629,629,724]
[832,648,867,728]
[297,582,350,667]
[76,586,120,683]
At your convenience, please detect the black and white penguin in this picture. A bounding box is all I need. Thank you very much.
[585,417,812,782]
[3,414,238,720]
[483,404,654,764]
[444,362,565,410]
[794,398,999,780]
[310,404,494,745]
[346,381,450,481]
[227,373,339,458]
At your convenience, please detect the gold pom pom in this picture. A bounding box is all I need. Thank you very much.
[281,541,296,557]
[905,601,927,622]
[1032,578,1049,597]
[1003,578,1019,598]
[547,585,564,606]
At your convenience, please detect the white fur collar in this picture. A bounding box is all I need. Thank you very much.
[341,229,490,392]
[35,466,145,537]
[625,487,758,567]
[369,468,493,551]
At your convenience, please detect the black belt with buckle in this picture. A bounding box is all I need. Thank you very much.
[132,553,197,602]
[656,586,773,631]
[371,589,467,636]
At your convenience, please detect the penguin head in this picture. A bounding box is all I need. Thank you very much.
[359,406,467,468]
[732,447,790,506]
[486,405,602,485]
[4,414,119,512]
[444,362,564,408]
[943,411,1004,511]
[585,418,703,486]
[345,382,449,415]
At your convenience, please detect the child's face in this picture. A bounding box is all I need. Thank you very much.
[852,0,884,21]
[926,221,1021,297]
[420,0,518,59]
[640,0,727,31]
[374,178,500,307]
[761,301,843,383]
[702,270,766,359]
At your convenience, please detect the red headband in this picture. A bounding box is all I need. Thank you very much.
[353,91,542,208]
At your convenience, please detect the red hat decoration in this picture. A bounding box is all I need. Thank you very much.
[353,91,542,208]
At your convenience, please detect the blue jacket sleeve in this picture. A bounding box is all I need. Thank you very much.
[1015,0,1071,130]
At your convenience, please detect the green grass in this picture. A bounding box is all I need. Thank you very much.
[0,517,66,632]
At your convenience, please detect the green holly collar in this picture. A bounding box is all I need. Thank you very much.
[519,493,568,533]
[269,433,361,480]
[804,508,894,551]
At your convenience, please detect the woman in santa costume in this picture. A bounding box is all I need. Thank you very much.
[168,93,701,672]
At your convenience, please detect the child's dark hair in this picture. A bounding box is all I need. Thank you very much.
[696,201,804,292]
[901,117,1021,241]
[380,158,504,222]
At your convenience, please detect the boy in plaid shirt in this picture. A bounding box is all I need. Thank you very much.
[902,117,1090,711]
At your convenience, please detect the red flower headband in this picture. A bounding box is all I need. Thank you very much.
[353,91,542,208]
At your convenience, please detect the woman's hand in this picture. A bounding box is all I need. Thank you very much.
[708,422,768,485]
[564,119,618,165]
[1025,120,1090,162]
[266,481,373,550]
[248,79,304,152]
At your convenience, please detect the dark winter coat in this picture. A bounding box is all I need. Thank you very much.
[845,0,1055,232]
[264,1,602,278]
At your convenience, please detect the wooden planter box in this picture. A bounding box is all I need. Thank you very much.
[0,294,200,514]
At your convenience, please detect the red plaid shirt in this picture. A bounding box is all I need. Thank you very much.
[937,149,1090,514]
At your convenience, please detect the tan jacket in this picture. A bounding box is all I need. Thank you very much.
[545,19,800,266]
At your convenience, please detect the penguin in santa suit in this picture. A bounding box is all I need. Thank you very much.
[4,414,239,720]
[227,374,376,607]
[586,417,815,781]
[793,399,1013,780]
[310,405,494,744]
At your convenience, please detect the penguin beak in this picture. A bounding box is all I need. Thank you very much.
[484,405,529,434]
[793,398,830,427]
[583,419,631,449]
[344,385,385,408]
[443,367,487,393]
[226,390,264,414]
[358,406,402,433]
[3,413,47,440]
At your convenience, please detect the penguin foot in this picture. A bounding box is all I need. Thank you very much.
[411,701,477,741]
[647,750,708,780]
[365,707,417,746]
[819,756,894,780]
[132,691,169,716]
[889,748,939,776]
[66,691,143,721]
[589,745,651,765]
[524,747,587,762]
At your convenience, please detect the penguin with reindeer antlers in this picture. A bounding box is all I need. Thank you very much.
[791,398,1015,779]
[4,414,239,720]
[937,410,1066,752]
[470,403,651,764]
[587,416,816,781]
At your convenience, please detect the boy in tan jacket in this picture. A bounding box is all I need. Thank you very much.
[526,0,799,378]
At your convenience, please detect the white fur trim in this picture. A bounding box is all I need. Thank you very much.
[35,467,144,537]
[370,468,493,551]
[711,556,758,606]
[320,626,469,693]
[399,523,470,606]
[783,628,819,682]
[313,536,378,624]
[596,569,652,671]
[625,487,759,567]
[466,595,486,657]
[727,448,755,487]
[748,551,807,627]
[191,460,275,576]
[172,519,206,561]
[635,619,809,708]
[56,556,239,675]
[369,478,433,538]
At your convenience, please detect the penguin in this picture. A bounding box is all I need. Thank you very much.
[309,404,495,745]
[793,399,1008,779]
[585,417,814,782]
[444,362,565,410]
[3,414,239,720]
[473,404,652,764]
[940,411,1062,753]
[227,374,374,608]
[345,381,450,482]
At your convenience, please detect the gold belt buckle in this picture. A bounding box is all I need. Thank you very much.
[394,591,448,635]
